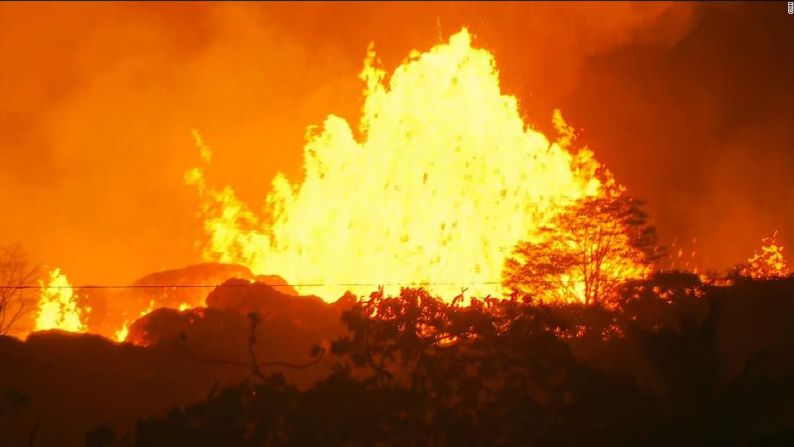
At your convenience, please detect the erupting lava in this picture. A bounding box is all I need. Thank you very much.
[35,268,86,333]
[113,299,155,342]
[187,28,649,302]
[742,232,789,279]
[114,323,129,343]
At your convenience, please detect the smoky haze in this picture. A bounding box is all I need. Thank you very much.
[0,2,791,284]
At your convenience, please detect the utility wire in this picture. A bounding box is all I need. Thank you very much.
[0,280,598,290]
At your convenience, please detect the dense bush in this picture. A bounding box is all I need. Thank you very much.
[93,275,794,446]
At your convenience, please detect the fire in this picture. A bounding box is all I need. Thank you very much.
[141,299,156,315]
[742,232,789,279]
[187,28,635,302]
[35,268,86,333]
[114,299,158,342]
[502,185,655,305]
[114,323,129,342]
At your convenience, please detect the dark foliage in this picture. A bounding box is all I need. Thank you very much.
[84,276,794,446]
[503,192,663,305]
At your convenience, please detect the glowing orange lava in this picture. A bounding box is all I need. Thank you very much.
[114,299,158,342]
[186,28,645,302]
[114,323,129,343]
[742,232,789,279]
[35,268,87,333]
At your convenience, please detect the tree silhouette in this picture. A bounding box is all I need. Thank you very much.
[329,288,658,446]
[503,190,661,306]
[0,244,39,335]
[119,279,794,446]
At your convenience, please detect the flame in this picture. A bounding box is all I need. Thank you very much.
[187,28,634,302]
[742,232,789,279]
[114,323,129,342]
[35,268,86,333]
[141,299,156,316]
[114,299,157,342]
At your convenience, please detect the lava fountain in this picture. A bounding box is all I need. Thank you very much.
[187,28,644,301]
[35,268,86,332]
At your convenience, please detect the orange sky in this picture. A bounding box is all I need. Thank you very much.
[1,2,792,285]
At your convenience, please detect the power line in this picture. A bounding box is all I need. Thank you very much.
[0,280,594,290]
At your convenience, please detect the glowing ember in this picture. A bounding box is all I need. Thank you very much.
[187,28,629,302]
[742,232,789,279]
[35,268,86,333]
[667,237,699,273]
